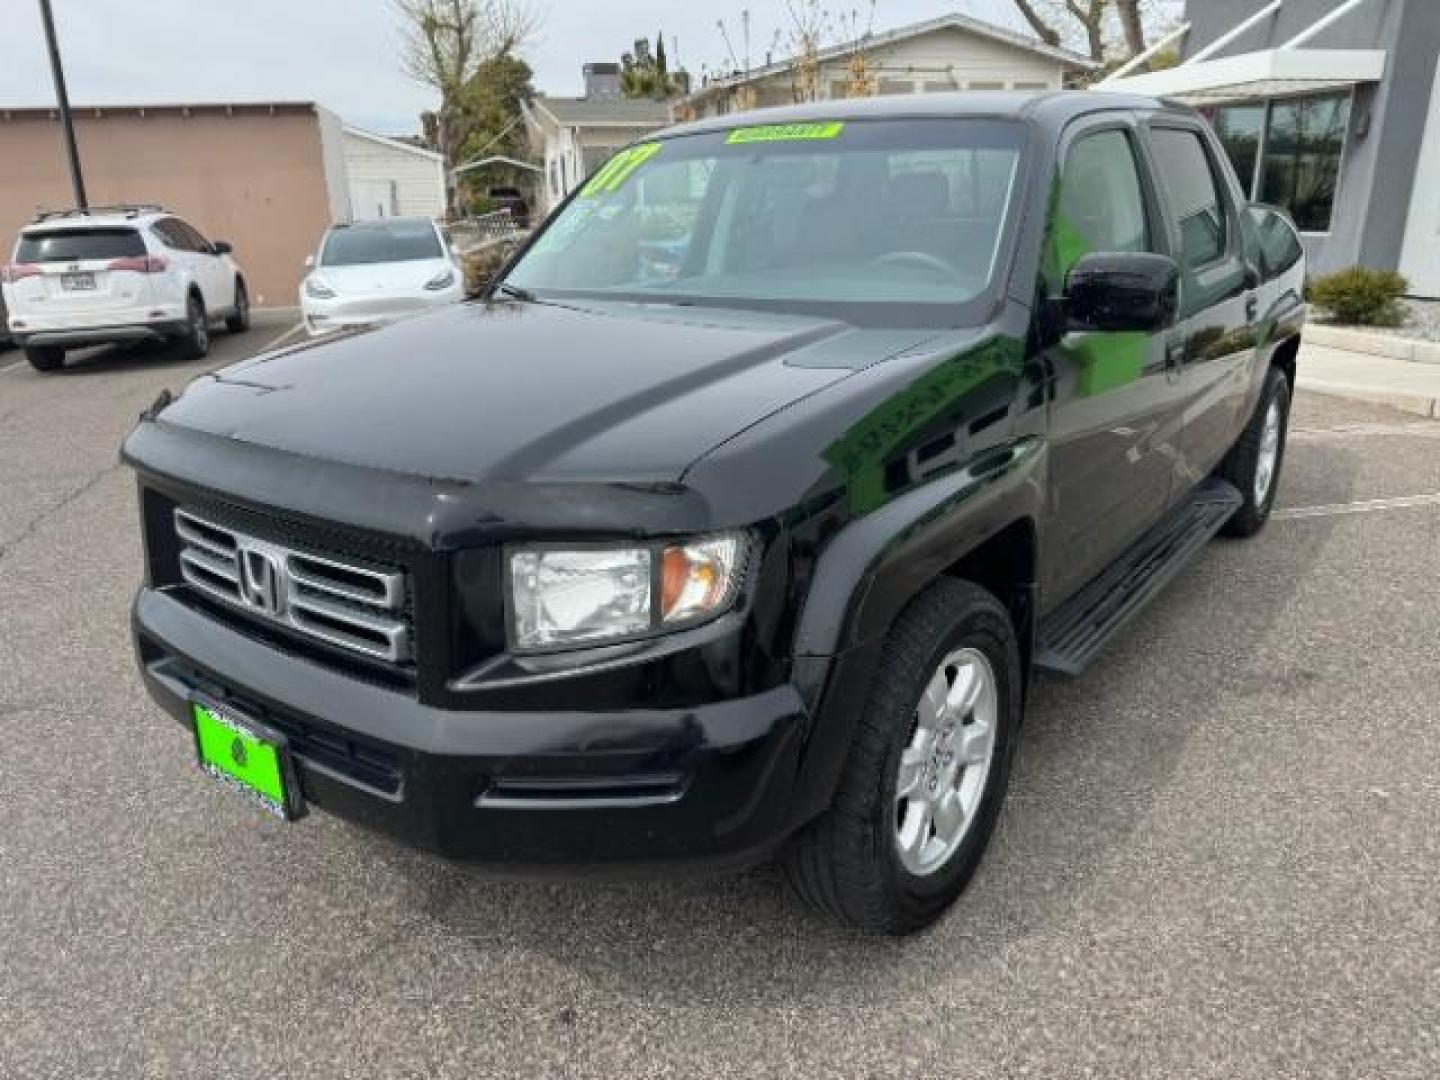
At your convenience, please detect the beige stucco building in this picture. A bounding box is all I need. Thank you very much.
[0,102,445,306]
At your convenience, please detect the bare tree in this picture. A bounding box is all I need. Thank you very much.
[1065,0,1108,62]
[1011,0,1062,47]
[395,0,539,209]
[1007,0,1169,63]
[1114,0,1148,56]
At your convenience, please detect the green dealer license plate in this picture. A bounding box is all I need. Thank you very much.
[191,699,304,821]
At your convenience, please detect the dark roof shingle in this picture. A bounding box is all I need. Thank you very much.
[534,96,670,126]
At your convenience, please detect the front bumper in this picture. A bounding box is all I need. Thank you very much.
[133,588,809,872]
[300,286,463,337]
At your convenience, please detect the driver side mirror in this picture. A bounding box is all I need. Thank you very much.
[304,254,316,269]
[211,240,234,255]
[1065,252,1179,333]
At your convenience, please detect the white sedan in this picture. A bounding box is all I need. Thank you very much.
[300,217,464,336]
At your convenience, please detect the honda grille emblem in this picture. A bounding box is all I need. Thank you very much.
[239,546,287,616]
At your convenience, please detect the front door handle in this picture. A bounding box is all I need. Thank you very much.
[1245,293,1259,321]
[1165,340,1185,371]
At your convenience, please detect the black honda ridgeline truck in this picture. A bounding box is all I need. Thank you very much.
[124,93,1305,934]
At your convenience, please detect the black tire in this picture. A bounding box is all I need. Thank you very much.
[1217,366,1291,537]
[25,345,65,372]
[178,293,210,359]
[225,279,250,334]
[783,578,1022,935]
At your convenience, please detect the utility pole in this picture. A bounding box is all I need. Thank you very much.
[37,0,87,210]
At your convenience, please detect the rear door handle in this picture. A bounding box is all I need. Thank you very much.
[1166,340,1185,371]
[1245,294,1259,321]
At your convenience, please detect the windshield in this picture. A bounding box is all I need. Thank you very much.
[321,220,443,266]
[505,119,1025,316]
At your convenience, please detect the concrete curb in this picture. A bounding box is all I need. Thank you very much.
[1304,323,1440,364]
[1296,377,1440,419]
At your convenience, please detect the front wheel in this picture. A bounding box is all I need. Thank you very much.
[1218,365,1291,537]
[783,578,1022,935]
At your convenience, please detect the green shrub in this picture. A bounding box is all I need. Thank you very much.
[1308,266,1409,326]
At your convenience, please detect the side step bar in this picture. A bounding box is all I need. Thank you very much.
[1035,479,1243,676]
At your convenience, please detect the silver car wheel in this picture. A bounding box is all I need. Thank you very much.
[894,647,999,877]
[1254,397,1282,505]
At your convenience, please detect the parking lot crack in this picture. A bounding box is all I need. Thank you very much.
[0,463,122,564]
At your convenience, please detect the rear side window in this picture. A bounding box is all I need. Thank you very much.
[1149,128,1228,267]
[1247,205,1303,279]
[15,228,146,263]
[154,218,210,253]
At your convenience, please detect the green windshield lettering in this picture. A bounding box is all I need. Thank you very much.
[581,142,663,196]
[726,122,846,145]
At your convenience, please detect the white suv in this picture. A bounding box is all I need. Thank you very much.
[1,205,250,372]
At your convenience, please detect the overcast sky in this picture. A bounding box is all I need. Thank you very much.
[0,0,1034,135]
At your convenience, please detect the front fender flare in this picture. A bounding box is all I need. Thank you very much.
[783,436,1046,825]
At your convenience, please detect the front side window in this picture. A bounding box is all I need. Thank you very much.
[504,119,1025,319]
[1260,93,1350,232]
[1061,130,1150,258]
[320,220,443,266]
[1149,128,1228,268]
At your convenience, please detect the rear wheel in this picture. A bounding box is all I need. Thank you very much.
[225,280,250,333]
[25,345,65,372]
[1218,365,1291,537]
[177,293,210,359]
[783,578,1022,935]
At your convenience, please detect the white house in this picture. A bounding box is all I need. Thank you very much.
[339,124,447,221]
[675,12,1097,121]
[522,64,671,212]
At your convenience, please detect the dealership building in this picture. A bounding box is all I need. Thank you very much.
[0,102,445,305]
[1104,0,1440,297]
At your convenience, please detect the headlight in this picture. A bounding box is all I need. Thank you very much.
[305,276,337,299]
[507,533,747,652]
[424,267,457,291]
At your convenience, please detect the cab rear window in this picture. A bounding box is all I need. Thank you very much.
[15,228,146,263]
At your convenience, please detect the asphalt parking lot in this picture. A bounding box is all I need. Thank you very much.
[2,319,1438,1078]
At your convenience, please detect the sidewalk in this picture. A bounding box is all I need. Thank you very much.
[1297,341,1440,418]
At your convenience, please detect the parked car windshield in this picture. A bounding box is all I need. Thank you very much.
[504,119,1025,319]
[320,220,443,266]
[15,227,146,263]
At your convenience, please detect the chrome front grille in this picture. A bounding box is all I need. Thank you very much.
[174,509,412,663]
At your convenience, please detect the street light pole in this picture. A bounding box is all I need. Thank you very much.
[37,0,87,210]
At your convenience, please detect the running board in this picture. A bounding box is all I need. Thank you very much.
[1035,479,1243,676]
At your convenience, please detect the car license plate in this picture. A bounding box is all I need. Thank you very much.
[61,272,96,291]
[191,698,304,821]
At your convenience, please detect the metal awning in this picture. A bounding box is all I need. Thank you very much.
[1098,47,1386,104]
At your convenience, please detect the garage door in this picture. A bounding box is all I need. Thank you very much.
[350,180,397,220]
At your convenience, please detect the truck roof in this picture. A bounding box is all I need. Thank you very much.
[660,89,1188,142]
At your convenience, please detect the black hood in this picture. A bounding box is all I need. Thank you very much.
[157,300,935,485]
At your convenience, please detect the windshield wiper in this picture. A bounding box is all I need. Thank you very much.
[494,282,538,304]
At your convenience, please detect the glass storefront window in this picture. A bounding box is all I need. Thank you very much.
[1211,103,1265,195]
[1260,93,1350,231]
[1209,92,1351,233]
